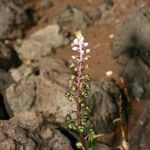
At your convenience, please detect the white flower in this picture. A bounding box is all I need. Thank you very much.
[73,38,79,45]
[84,42,89,46]
[71,55,76,59]
[86,49,90,53]
[72,46,78,51]
[71,31,90,56]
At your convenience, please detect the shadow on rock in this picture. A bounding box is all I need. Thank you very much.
[0,0,36,40]
[129,101,150,150]
[0,42,22,70]
[111,5,150,100]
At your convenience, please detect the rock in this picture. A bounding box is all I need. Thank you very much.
[6,76,36,117]
[5,58,76,122]
[0,94,9,120]
[110,5,150,99]
[111,5,150,63]
[122,58,150,99]
[0,42,22,70]
[88,80,121,133]
[0,111,73,150]
[10,69,22,82]
[0,0,34,40]
[95,143,112,150]
[129,101,150,150]
[41,0,53,9]
[53,6,92,34]
[0,70,13,119]
[16,25,67,61]
[0,70,13,92]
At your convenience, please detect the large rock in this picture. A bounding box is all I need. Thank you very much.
[0,111,73,150]
[129,101,150,150]
[0,0,34,40]
[53,6,92,34]
[88,80,121,133]
[16,25,67,61]
[5,58,76,122]
[111,5,150,99]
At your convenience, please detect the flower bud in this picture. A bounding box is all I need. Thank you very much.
[86,49,91,53]
[85,106,92,112]
[71,75,76,80]
[65,91,70,97]
[68,122,76,130]
[84,42,89,47]
[85,75,90,81]
[71,55,76,59]
[85,83,90,90]
[76,142,82,149]
[71,86,76,91]
[84,55,91,60]
[85,64,89,70]
[70,63,75,68]
[80,102,85,108]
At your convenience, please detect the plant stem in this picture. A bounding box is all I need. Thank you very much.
[74,47,87,150]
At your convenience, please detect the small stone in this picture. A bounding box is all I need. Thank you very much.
[40,127,53,139]
[109,34,114,39]
[10,69,21,82]
[16,39,22,46]
[105,71,113,77]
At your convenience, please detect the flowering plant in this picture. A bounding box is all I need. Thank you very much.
[65,31,94,150]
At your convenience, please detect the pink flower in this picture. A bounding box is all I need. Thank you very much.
[71,31,89,56]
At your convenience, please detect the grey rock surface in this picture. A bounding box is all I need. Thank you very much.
[111,5,150,99]
[129,101,150,150]
[5,58,76,122]
[95,143,112,150]
[0,70,13,119]
[53,6,92,34]
[0,42,21,70]
[16,25,67,61]
[88,80,121,133]
[0,0,34,40]
[0,111,73,150]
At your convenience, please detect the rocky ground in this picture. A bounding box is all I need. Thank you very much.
[0,0,149,150]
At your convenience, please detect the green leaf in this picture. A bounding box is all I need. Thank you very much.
[87,132,94,150]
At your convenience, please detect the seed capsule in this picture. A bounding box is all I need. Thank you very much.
[80,102,85,108]
[65,114,72,122]
[68,122,76,131]
[85,106,92,112]
[78,125,85,134]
